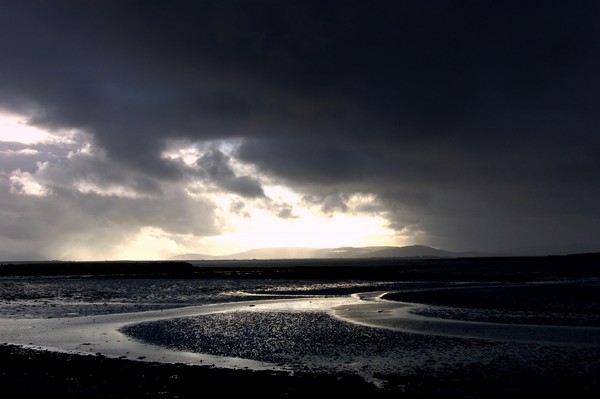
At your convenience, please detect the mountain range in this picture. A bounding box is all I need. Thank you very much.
[170,245,482,261]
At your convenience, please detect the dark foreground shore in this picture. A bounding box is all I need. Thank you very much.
[0,344,389,399]
[2,342,599,399]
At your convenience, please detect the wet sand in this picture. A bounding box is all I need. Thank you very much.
[1,258,599,397]
[0,343,384,398]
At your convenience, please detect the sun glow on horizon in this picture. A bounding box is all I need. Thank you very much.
[184,187,402,258]
[210,211,395,254]
[102,188,402,260]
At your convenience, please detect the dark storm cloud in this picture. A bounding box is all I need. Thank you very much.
[237,139,375,186]
[1,0,599,253]
[195,149,264,198]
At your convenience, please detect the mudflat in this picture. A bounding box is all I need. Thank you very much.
[0,256,598,398]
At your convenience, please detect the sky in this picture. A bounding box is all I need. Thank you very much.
[1,0,599,260]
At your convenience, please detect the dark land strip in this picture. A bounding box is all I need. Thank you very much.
[1,253,599,281]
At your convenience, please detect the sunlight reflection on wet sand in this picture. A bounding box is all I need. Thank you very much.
[1,288,599,378]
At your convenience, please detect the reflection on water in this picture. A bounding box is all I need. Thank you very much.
[1,277,599,391]
[0,277,402,318]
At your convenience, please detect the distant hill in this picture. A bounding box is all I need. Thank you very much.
[170,253,220,261]
[171,245,482,260]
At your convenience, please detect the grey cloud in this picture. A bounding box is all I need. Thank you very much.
[0,150,53,174]
[276,208,298,220]
[239,134,600,252]
[257,200,299,220]
[36,149,164,196]
[0,1,599,253]
[0,141,82,174]
[229,200,246,214]
[302,194,348,214]
[2,1,598,150]
[229,200,250,218]
[0,180,218,260]
[196,149,264,198]
[237,139,368,186]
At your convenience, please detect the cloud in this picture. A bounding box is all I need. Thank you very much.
[276,208,298,220]
[0,137,219,260]
[0,1,599,255]
[8,169,49,196]
[195,149,265,198]
[229,200,250,218]
[0,177,218,260]
[302,194,349,214]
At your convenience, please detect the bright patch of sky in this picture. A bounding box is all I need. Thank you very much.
[74,180,149,199]
[207,210,396,255]
[161,142,202,166]
[193,187,401,257]
[0,110,77,145]
[0,112,51,144]
[116,227,196,260]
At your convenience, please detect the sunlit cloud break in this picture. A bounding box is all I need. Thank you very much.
[0,116,401,260]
